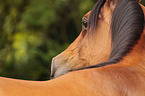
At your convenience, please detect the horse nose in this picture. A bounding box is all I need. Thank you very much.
[50,54,68,79]
[50,58,56,79]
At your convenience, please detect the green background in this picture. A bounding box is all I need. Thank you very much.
[0,0,145,80]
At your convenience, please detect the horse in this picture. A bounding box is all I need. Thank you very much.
[0,0,145,96]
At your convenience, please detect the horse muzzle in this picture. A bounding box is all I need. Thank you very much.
[50,57,68,79]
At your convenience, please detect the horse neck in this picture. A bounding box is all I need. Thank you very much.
[117,4,145,69]
[125,4,145,70]
[121,29,145,70]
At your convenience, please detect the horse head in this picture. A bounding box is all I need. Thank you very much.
[51,0,145,78]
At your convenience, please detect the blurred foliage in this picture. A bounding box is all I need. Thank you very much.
[0,0,145,80]
[0,0,95,80]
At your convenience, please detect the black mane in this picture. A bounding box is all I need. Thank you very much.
[88,0,106,30]
[76,0,144,70]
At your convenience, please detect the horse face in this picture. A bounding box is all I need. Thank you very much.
[51,0,144,78]
[50,1,116,79]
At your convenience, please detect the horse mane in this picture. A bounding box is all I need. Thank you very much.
[76,0,144,70]
[88,0,106,30]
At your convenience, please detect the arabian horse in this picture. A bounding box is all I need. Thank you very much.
[0,0,145,96]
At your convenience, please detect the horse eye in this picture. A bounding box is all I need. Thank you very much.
[82,21,88,28]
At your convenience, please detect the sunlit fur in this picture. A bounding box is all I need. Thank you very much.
[0,0,145,96]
